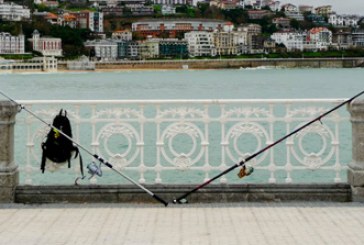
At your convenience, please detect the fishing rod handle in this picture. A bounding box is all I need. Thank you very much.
[153,194,169,207]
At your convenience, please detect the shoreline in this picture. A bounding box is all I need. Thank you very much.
[65,57,364,71]
[3,57,364,74]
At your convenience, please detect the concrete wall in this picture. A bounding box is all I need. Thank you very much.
[84,58,364,70]
[0,101,19,203]
[348,99,364,201]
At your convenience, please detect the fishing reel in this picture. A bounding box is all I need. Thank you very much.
[237,165,254,179]
[87,162,103,179]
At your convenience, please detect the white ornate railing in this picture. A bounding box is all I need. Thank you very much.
[15,99,351,185]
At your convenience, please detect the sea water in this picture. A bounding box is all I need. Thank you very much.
[2,68,363,100]
[1,68,363,185]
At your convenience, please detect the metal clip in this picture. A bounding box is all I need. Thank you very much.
[237,165,254,179]
[87,162,102,179]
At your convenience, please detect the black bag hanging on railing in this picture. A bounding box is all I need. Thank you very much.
[41,109,84,177]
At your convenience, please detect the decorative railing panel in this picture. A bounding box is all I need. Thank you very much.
[15,99,350,185]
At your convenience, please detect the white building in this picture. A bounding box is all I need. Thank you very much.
[30,30,62,57]
[184,31,216,57]
[153,0,187,5]
[328,14,359,28]
[271,31,304,51]
[87,12,104,33]
[0,32,25,54]
[84,39,118,60]
[282,3,304,21]
[0,2,30,21]
[307,27,332,51]
[161,5,176,15]
[267,1,280,11]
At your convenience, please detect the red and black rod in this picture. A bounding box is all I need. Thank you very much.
[173,90,364,204]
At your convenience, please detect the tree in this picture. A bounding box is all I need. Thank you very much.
[290,19,300,30]
[222,8,248,25]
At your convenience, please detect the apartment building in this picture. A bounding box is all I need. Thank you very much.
[0,32,25,54]
[307,27,332,51]
[84,39,118,60]
[315,5,333,16]
[271,31,304,51]
[132,19,227,38]
[0,2,30,21]
[213,31,237,56]
[328,14,359,28]
[184,31,216,57]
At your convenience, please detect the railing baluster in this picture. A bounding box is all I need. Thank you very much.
[14,99,349,185]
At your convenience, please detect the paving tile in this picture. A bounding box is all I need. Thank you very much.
[0,202,364,245]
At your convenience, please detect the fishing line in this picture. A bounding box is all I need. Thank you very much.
[0,91,168,207]
[173,90,364,204]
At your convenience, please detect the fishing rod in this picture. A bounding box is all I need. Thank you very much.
[173,90,364,204]
[0,91,168,207]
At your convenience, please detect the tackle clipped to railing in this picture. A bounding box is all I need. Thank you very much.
[172,90,364,204]
[0,90,169,207]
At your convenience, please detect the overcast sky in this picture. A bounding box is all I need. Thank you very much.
[278,0,364,15]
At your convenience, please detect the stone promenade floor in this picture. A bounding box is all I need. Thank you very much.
[1,202,364,245]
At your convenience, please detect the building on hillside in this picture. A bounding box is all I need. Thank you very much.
[132,19,227,39]
[271,31,304,51]
[266,1,280,12]
[159,39,188,58]
[153,0,187,5]
[44,11,104,33]
[101,6,123,17]
[272,17,290,29]
[306,27,332,51]
[30,30,62,56]
[0,2,30,21]
[298,5,313,13]
[112,30,132,40]
[245,0,279,10]
[263,38,276,53]
[34,0,59,8]
[0,32,25,54]
[281,3,297,12]
[113,40,141,59]
[282,3,303,21]
[213,31,238,56]
[139,39,159,59]
[72,11,104,32]
[247,10,273,20]
[332,31,353,50]
[161,5,176,15]
[84,39,118,60]
[285,12,304,21]
[328,14,359,28]
[237,24,263,53]
[58,13,78,28]
[306,14,326,25]
[315,5,333,16]
[210,0,240,10]
[89,0,147,7]
[45,12,58,25]
[352,30,364,47]
[184,31,216,57]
